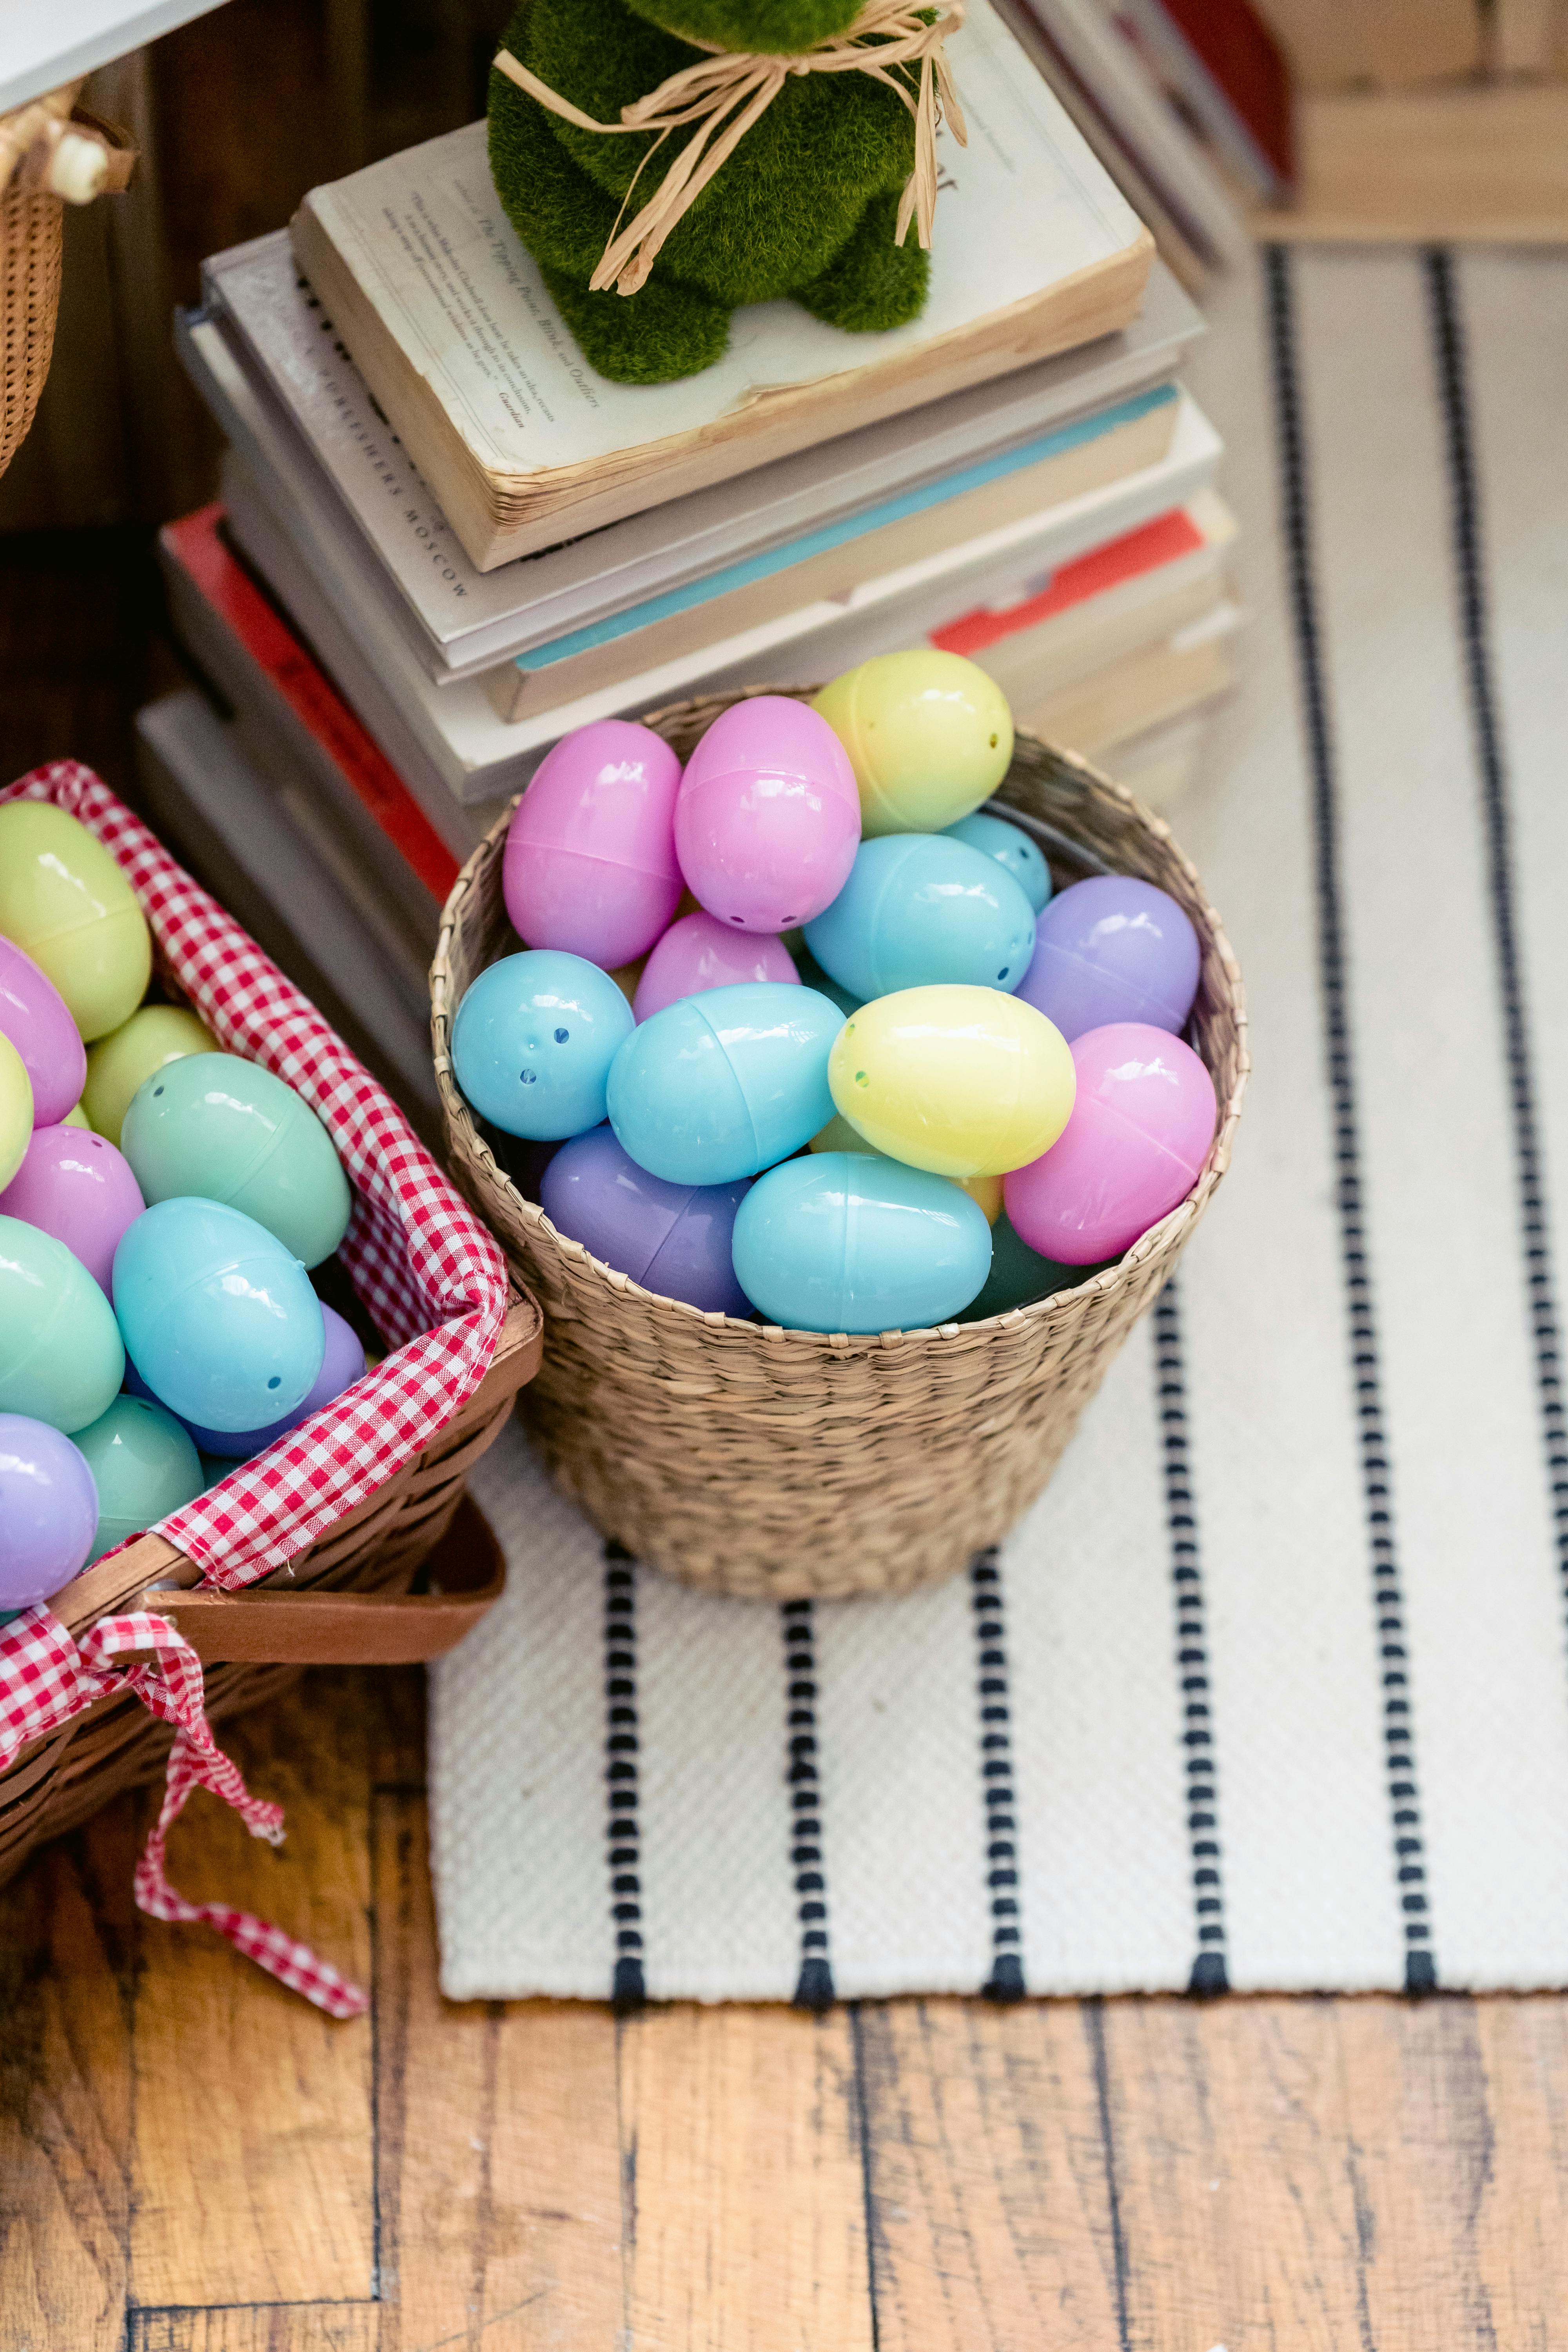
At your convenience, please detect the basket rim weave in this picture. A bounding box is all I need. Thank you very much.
[430,695,1249,1351]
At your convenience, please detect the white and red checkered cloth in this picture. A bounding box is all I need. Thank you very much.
[0,762,510,2015]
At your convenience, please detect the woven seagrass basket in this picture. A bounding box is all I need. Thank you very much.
[432,690,1248,1601]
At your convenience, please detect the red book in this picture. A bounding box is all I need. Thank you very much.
[161,505,459,905]
[931,506,1206,660]
[1156,0,1293,189]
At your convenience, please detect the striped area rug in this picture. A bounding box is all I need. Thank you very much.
[430,245,1568,2003]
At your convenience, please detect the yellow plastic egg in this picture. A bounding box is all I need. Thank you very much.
[829,985,1075,1179]
[812,651,1014,838]
[0,1031,33,1191]
[83,1005,219,1146]
[809,1109,1002,1221]
[0,803,151,1042]
[62,1102,91,1129]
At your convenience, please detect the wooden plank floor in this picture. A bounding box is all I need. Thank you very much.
[5,1664,1568,2350]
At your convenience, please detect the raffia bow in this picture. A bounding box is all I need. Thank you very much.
[492,0,967,298]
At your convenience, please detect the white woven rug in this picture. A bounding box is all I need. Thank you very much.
[431,245,1568,2003]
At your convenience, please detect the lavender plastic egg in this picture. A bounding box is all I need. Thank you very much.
[1015,875,1200,1042]
[183,1300,367,1457]
[674,696,860,934]
[503,720,683,969]
[632,910,799,1023]
[0,937,86,1128]
[0,1414,98,1607]
[541,1126,752,1316]
[1004,1023,1217,1265]
[0,1123,145,1294]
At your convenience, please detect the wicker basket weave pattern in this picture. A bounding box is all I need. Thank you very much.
[433,694,1248,1599]
[0,180,62,477]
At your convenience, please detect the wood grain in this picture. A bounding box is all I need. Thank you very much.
[123,2311,379,2352]
[617,2002,874,2352]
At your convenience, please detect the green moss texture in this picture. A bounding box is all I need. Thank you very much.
[488,0,930,383]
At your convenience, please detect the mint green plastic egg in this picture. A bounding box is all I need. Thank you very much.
[0,1213,125,1433]
[121,1053,352,1268]
[72,1394,203,1563]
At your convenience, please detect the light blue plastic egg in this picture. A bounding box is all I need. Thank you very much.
[943,811,1053,915]
[732,1152,993,1333]
[802,835,1037,1004]
[112,1198,326,1434]
[451,950,633,1140]
[606,982,842,1186]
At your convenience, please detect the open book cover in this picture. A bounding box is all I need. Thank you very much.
[289,0,1154,569]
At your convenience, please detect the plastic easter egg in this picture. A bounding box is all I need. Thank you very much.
[607,981,841,1186]
[71,1396,203,1565]
[0,1214,125,1433]
[0,1123,145,1294]
[829,985,1074,1180]
[0,1032,31,1191]
[82,1004,218,1147]
[803,834,1036,1003]
[120,1053,352,1268]
[541,1125,751,1316]
[633,910,799,1023]
[503,720,683,968]
[790,946,860,1020]
[452,950,633,1142]
[808,1112,1002,1222]
[955,1215,1092,1321]
[0,802,152,1041]
[1004,1023,1217,1265]
[182,1301,367,1457]
[0,1415,99,1606]
[943,811,1053,915]
[0,937,86,1127]
[812,651,1013,838]
[113,1198,325,1433]
[674,696,860,934]
[732,1153,992,1334]
[1016,875,1200,1043]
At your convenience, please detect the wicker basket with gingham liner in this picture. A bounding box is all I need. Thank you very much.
[433,693,1247,1602]
[0,763,542,1909]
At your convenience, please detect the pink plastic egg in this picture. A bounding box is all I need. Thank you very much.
[1003,1023,1217,1265]
[0,938,86,1128]
[503,720,683,969]
[0,1123,146,1294]
[632,910,800,1023]
[674,696,860,935]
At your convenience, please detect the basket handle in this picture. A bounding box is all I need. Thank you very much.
[139,1495,505,1665]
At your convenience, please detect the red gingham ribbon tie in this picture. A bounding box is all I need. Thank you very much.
[0,1606,367,2019]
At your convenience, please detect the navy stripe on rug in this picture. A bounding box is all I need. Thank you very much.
[603,1543,646,2011]
[1426,247,1568,1692]
[971,1549,1025,2000]
[782,1600,835,2011]
[1153,1284,1229,1994]
[1266,243,1437,1993]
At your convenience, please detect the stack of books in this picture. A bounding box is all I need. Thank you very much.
[145,0,1240,1102]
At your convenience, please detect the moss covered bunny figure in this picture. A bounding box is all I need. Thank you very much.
[487,0,964,384]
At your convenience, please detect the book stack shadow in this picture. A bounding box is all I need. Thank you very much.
[141,0,1240,1127]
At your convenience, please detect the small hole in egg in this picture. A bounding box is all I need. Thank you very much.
[854,1071,869,1089]
[519,1069,537,1085]
[153,1085,165,1097]
[267,1376,281,1390]
[989,733,998,748]
[729,915,744,924]
[554,1027,569,1043]
[997,968,1008,981]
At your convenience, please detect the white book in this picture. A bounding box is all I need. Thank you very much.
[289,0,1154,567]
[191,231,1202,681]
[213,388,1225,829]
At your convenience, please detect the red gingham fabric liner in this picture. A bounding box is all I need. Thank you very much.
[0,762,510,2011]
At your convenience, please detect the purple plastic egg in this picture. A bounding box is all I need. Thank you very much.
[674,696,860,935]
[632,910,800,1023]
[1004,1023,1217,1265]
[0,1413,98,1607]
[0,1123,145,1294]
[0,938,87,1128]
[503,720,683,969]
[180,1301,368,1458]
[1015,875,1200,1043]
[541,1125,752,1316]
